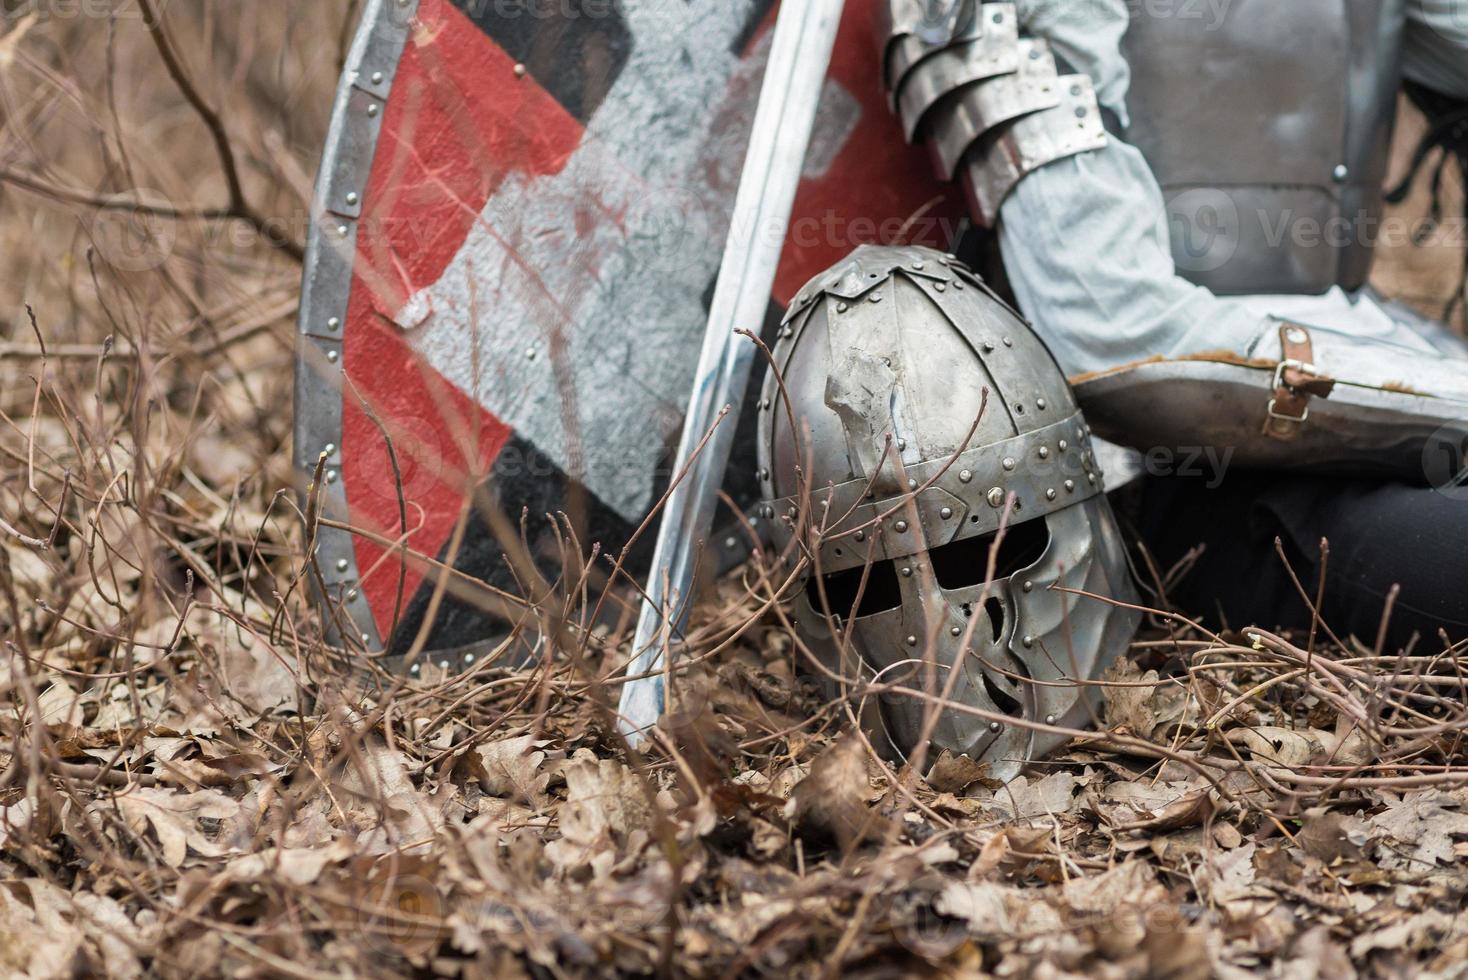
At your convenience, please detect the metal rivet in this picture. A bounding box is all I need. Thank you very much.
[787,507,797,519]
[410,663,421,676]
[982,341,995,353]
[513,63,527,78]
[336,224,350,238]
[326,469,339,484]
[327,316,341,331]
[897,438,907,451]
[836,302,849,313]
[1332,164,1349,183]
[987,487,1005,508]
[1064,480,1075,493]
[912,261,925,270]
[1003,337,1013,347]
[870,292,882,303]
[906,635,918,647]
[1045,714,1056,726]
[1036,398,1047,410]
[366,103,379,117]
[953,279,963,289]
[323,442,337,456]
[959,468,973,484]
[854,530,865,542]
[525,347,537,360]
[1022,581,1033,593]
[940,506,953,520]
[988,721,1002,733]
[345,192,359,206]
[950,626,962,637]
[361,633,371,645]
[326,350,340,363]
[1022,635,1034,648]
[1002,457,1016,471]
[371,71,384,85]
[894,520,909,533]
[1058,439,1068,452]
[465,654,475,665]
[724,536,738,550]
[439,660,450,671]
[1088,472,1097,484]
[901,566,913,577]
[1045,488,1057,501]
[908,478,918,490]
[335,559,350,573]
[346,588,360,601]
[1074,106,1088,119]
[935,283,946,293]
[1038,447,1050,459]
[1287,327,1308,344]
[782,325,794,339]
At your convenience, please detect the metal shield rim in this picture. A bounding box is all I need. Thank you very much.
[295,0,418,659]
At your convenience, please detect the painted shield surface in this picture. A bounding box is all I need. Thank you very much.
[295,0,965,669]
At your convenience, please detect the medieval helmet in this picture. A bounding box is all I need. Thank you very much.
[756,244,1138,781]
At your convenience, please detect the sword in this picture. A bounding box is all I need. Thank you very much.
[617,0,846,743]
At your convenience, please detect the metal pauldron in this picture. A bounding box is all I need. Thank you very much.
[878,0,1107,225]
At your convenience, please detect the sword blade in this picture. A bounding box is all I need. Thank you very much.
[617,0,846,742]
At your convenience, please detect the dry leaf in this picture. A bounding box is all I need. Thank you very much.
[472,735,551,808]
[788,737,889,849]
[111,787,241,867]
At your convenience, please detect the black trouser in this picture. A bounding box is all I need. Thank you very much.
[1129,472,1468,652]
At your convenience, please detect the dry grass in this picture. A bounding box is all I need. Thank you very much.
[1,5,1467,979]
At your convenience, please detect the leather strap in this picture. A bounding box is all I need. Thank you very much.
[1264,322,1336,440]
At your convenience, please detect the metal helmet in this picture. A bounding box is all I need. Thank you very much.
[756,244,1139,781]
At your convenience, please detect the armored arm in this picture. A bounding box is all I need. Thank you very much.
[877,0,1468,487]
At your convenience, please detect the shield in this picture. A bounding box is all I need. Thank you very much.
[295,0,965,671]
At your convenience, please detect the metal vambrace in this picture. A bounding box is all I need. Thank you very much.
[877,0,1107,225]
[1072,319,1468,488]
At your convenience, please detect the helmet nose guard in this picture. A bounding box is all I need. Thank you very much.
[755,244,1139,782]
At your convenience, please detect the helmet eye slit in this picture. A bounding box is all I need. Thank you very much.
[928,520,1050,589]
[811,559,904,619]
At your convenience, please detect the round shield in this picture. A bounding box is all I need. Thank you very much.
[295,0,965,670]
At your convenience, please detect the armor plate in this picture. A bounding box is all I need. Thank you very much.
[1122,0,1406,295]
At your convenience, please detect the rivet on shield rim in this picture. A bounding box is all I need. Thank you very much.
[371,71,384,85]
[513,63,527,78]
[335,558,349,573]
[326,469,339,484]
[366,103,379,117]
[345,192,360,206]
[327,316,341,331]
[324,442,337,456]
[987,487,1005,508]
[326,350,340,363]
